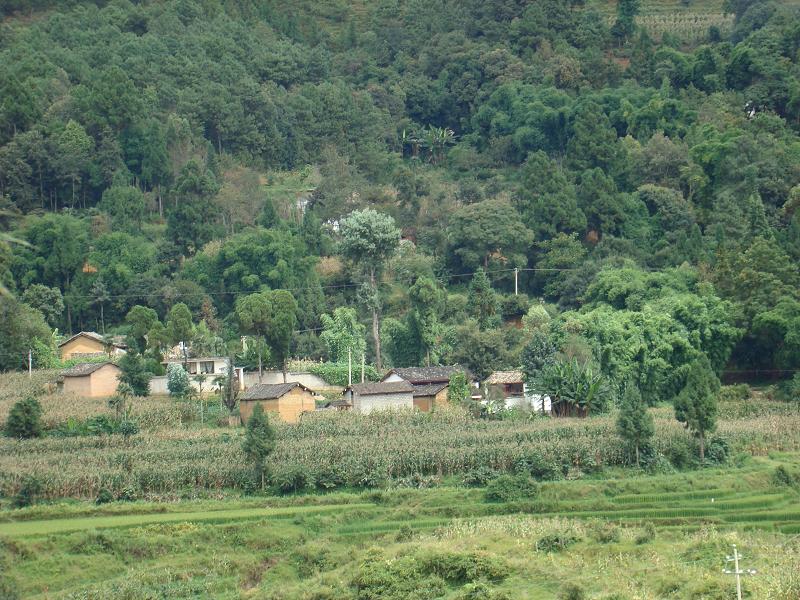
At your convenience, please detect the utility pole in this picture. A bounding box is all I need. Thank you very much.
[348,348,352,387]
[723,544,756,600]
[361,352,365,383]
[28,349,32,378]
[514,267,519,296]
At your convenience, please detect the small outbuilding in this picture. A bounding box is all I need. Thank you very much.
[239,382,316,424]
[344,381,414,414]
[59,362,122,398]
[484,370,551,412]
[411,382,450,412]
[381,365,475,411]
[59,332,127,361]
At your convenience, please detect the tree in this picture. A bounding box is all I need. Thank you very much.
[5,396,43,439]
[55,120,92,208]
[447,371,470,404]
[612,0,640,41]
[467,269,500,330]
[166,160,219,256]
[21,284,64,327]
[99,185,148,233]
[616,380,654,467]
[530,357,612,417]
[447,198,533,271]
[242,404,276,490]
[521,328,559,387]
[339,209,401,370]
[237,290,298,382]
[674,356,720,461]
[320,307,366,363]
[125,305,159,354]
[408,276,443,366]
[118,352,151,397]
[166,362,191,398]
[166,302,193,357]
[90,276,110,334]
[0,296,53,371]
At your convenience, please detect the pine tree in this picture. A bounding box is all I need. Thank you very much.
[118,352,151,397]
[5,396,43,439]
[674,356,720,461]
[467,268,499,330]
[616,380,654,467]
[242,404,276,489]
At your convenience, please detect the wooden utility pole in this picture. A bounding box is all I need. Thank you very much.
[514,268,519,296]
[724,544,756,600]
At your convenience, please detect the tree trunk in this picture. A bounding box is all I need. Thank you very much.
[699,433,705,462]
[282,358,287,383]
[370,268,382,371]
[100,304,105,335]
[258,345,263,383]
[635,444,640,468]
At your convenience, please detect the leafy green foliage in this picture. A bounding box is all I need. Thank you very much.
[243,404,276,488]
[674,357,720,461]
[530,358,612,417]
[118,352,151,397]
[320,307,366,363]
[485,474,539,503]
[166,363,191,398]
[4,396,43,439]
[617,381,655,467]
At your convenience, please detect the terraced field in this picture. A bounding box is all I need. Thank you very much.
[1,454,799,598]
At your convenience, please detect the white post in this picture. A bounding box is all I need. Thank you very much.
[361,352,365,383]
[733,545,742,600]
[514,268,519,296]
[348,348,352,387]
[28,349,32,378]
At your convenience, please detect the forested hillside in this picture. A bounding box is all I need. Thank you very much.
[0,0,798,398]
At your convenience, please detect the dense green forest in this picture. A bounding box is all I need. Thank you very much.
[0,0,798,400]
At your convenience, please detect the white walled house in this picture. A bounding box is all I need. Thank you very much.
[343,381,414,414]
[484,370,551,413]
[151,357,244,395]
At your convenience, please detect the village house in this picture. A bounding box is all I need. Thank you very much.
[58,332,127,361]
[151,356,244,396]
[484,370,551,413]
[58,362,122,398]
[381,365,474,411]
[239,382,316,424]
[343,381,414,414]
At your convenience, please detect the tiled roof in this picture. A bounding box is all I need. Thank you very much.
[240,382,310,400]
[485,370,524,385]
[61,362,117,377]
[348,381,414,396]
[411,382,449,397]
[382,366,468,384]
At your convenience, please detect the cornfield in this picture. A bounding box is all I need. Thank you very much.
[2,407,799,501]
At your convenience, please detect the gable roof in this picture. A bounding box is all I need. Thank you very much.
[348,381,414,396]
[240,382,312,401]
[485,370,524,385]
[61,362,119,377]
[411,382,449,397]
[59,331,127,349]
[382,366,467,384]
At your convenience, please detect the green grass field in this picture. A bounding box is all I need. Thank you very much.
[1,454,799,599]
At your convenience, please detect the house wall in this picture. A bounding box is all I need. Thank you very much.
[435,388,449,406]
[150,368,244,396]
[383,373,404,383]
[89,364,122,397]
[413,396,433,412]
[240,387,315,424]
[60,337,106,361]
[354,392,413,414]
[62,365,121,398]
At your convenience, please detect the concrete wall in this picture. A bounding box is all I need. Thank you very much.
[240,386,315,424]
[413,388,449,412]
[149,367,243,396]
[354,391,413,414]
[383,373,403,383]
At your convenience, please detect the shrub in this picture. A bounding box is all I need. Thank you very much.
[273,466,312,494]
[635,522,656,545]
[462,467,499,487]
[420,551,510,583]
[705,437,729,465]
[665,439,696,469]
[589,521,620,544]
[485,474,538,503]
[4,396,43,439]
[514,453,563,480]
[395,524,414,542]
[305,361,380,387]
[773,466,798,487]
[119,419,139,437]
[717,384,751,402]
[96,488,114,505]
[0,576,20,600]
[558,583,586,600]
[12,476,42,508]
[166,363,191,397]
[536,532,580,553]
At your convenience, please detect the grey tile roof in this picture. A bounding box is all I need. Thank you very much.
[485,370,524,385]
[61,362,117,377]
[349,381,414,396]
[411,382,449,397]
[240,382,311,400]
[382,366,468,384]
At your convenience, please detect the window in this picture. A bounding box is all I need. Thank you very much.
[200,361,215,374]
[187,362,198,374]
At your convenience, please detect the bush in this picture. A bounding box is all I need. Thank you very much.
[96,488,114,505]
[4,396,43,439]
[665,439,696,469]
[420,551,510,583]
[0,576,20,600]
[536,532,580,553]
[773,466,799,487]
[273,466,312,494]
[167,363,191,397]
[558,583,586,600]
[635,522,656,545]
[485,474,538,503]
[306,361,380,386]
[12,476,42,508]
[119,419,139,437]
[514,453,564,480]
[462,466,499,487]
[705,437,729,465]
[717,384,751,402]
[589,521,620,544]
